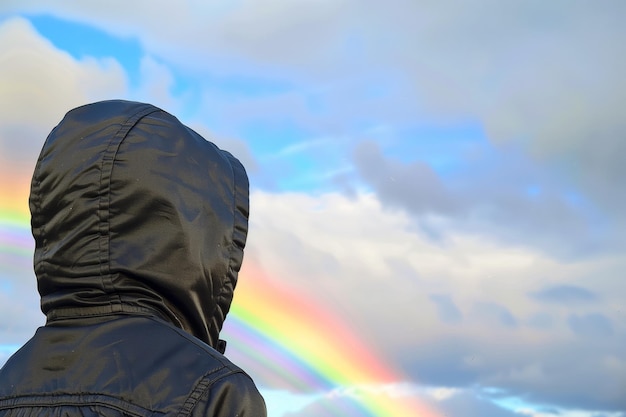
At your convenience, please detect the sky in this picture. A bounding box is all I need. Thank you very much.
[0,1,625,416]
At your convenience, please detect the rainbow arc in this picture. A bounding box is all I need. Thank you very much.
[223,264,441,416]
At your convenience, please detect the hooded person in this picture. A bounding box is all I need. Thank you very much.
[0,100,267,416]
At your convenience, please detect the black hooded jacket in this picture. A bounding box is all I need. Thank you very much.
[0,100,266,416]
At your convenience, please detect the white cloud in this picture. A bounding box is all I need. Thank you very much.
[0,15,130,224]
[245,190,625,412]
[0,16,127,170]
[246,190,615,341]
[427,386,459,402]
[0,16,127,126]
[132,55,179,113]
[0,0,352,76]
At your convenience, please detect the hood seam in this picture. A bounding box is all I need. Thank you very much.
[97,104,161,313]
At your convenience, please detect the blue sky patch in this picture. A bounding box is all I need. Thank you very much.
[27,14,143,85]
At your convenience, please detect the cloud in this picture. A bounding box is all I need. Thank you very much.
[131,55,179,112]
[245,190,626,412]
[429,294,462,324]
[353,140,456,216]
[531,285,598,304]
[0,0,353,78]
[526,312,555,331]
[0,16,127,173]
[352,139,605,259]
[435,389,523,417]
[567,313,613,338]
[0,16,127,127]
[473,301,518,328]
[278,382,626,417]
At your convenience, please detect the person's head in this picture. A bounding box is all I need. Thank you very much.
[30,100,249,352]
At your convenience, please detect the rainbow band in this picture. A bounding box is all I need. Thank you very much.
[225,265,441,416]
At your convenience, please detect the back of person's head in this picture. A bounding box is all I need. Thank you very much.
[30,100,249,352]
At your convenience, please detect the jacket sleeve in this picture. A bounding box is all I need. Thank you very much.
[190,372,267,417]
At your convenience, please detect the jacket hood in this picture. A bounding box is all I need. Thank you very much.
[29,100,249,351]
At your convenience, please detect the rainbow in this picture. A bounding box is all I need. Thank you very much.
[223,263,440,416]
[0,177,35,278]
[1,187,441,417]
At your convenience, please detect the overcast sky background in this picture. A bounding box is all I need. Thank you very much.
[0,1,624,417]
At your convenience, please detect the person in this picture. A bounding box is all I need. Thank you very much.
[0,100,267,416]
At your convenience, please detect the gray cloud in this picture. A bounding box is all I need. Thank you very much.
[353,140,457,216]
[473,302,518,328]
[352,140,605,259]
[436,389,523,417]
[429,294,462,324]
[531,284,598,304]
[567,313,613,338]
[526,311,555,330]
[402,335,481,387]
[283,385,526,417]
[403,333,626,412]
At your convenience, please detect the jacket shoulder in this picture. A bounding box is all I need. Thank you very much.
[149,318,266,416]
[187,372,267,417]
[0,315,263,416]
